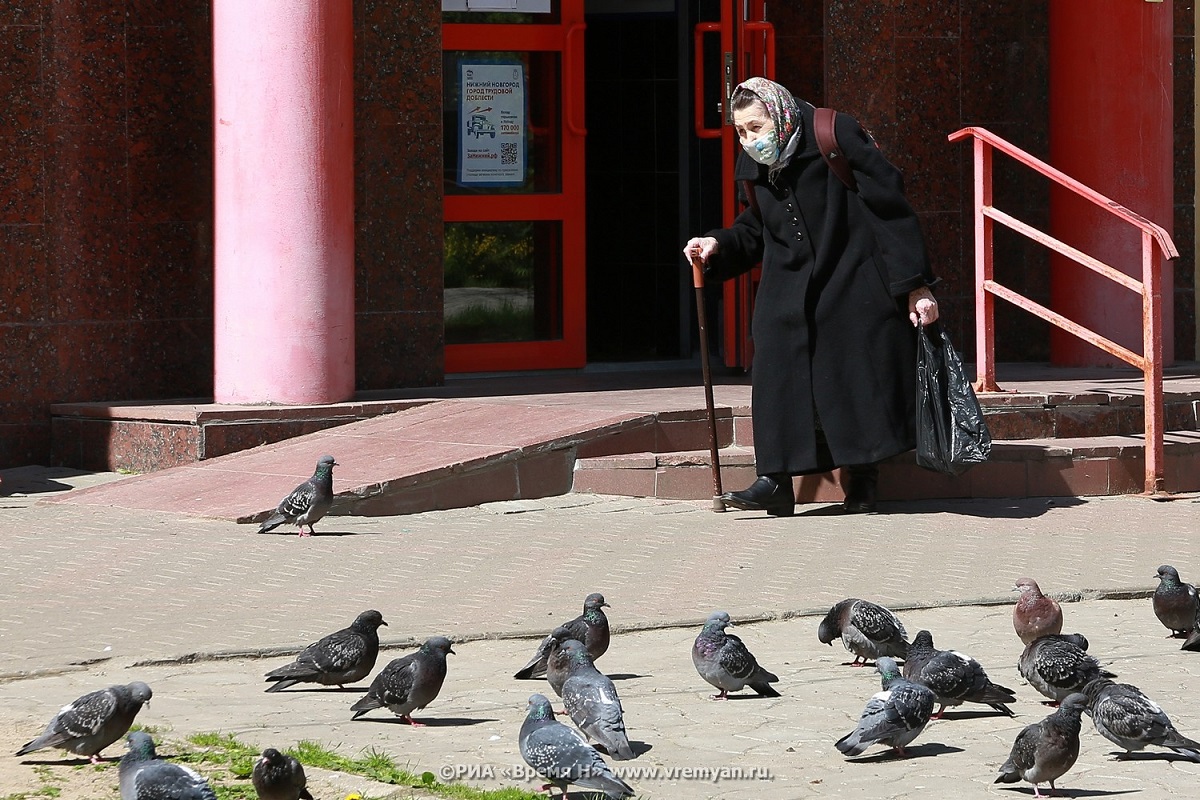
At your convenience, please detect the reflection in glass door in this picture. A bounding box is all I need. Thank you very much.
[442,2,586,372]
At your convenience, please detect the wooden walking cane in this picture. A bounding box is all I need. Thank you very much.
[690,257,726,512]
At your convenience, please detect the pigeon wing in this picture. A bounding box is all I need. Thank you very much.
[56,688,119,740]
[717,633,760,683]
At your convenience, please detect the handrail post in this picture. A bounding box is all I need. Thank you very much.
[1142,231,1166,495]
[974,137,1000,392]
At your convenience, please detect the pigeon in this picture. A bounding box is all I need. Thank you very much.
[258,455,338,536]
[119,731,217,800]
[552,639,634,760]
[16,681,153,763]
[995,693,1088,799]
[349,636,455,725]
[691,610,781,699]
[835,656,936,758]
[817,598,909,666]
[1018,633,1116,705]
[1081,677,1200,762]
[903,629,1016,718]
[518,694,635,799]
[1152,564,1198,638]
[251,747,313,800]
[1013,577,1064,645]
[264,609,387,692]
[514,593,611,680]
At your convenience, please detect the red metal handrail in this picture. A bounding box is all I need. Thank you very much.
[948,126,1178,495]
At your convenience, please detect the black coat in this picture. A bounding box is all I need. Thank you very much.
[705,105,934,475]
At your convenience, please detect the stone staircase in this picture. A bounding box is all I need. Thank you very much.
[571,389,1200,502]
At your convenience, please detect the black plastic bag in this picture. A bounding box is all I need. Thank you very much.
[915,322,991,475]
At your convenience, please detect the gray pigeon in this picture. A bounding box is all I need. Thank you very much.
[995,693,1088,798]
[16,681,153,763]
[1018,633,1116,705]
[251,747,313,800]
[1081,677,1200,762]
[264,609,387,692]
[903,629,1016,718]
[691,611,780,699]
[1152,564,1198,638]
[514,593,611,680]
[553,639,634,760]
[119,731,217,800]
[835,657,936,758]
[1013,577,1064,645]
[258,455,337,536]
[518,694,634,799]
[349,636,455,725]
[818,598,909,666]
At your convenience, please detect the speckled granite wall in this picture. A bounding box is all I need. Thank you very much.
[354,0,444,389]
[0,1,214,468]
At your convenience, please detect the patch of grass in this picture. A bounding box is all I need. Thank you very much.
[178,732,546,800]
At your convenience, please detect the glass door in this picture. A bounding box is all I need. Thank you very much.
[693,0,774,368]
[442,1,587,372]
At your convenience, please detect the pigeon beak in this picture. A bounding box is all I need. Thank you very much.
[448,646,457,655]
[603,602,612,608]
[381,620,389,626]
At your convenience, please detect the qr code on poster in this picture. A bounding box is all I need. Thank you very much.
[501,142,517,165]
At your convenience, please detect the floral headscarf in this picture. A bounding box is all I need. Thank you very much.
[735,77,804,182]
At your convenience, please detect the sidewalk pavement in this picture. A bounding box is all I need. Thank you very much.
[1,467,1198,797]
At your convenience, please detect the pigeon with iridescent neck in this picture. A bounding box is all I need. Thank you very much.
[119,732,216,800]
[251,748,313,800]
[835,657,935,758]
[691,611,780,699]
[514,593,610,680]
[258,455,338,536]
[518,694,634,799]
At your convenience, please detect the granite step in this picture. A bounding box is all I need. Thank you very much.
[571,431,1200,502]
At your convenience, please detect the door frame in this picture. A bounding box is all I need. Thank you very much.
[443,2,587,372]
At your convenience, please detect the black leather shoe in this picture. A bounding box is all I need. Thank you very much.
[720,475,795,516]
[842,464,878,514]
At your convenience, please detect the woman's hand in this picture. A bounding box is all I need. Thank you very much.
[683,237,719,265]
[908,286,938,327]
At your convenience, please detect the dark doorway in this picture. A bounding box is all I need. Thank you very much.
[584,2,688,363]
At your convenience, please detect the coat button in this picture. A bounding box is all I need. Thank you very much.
[791,217,799,225]
[786,203,795,212]
[795,232,804,240]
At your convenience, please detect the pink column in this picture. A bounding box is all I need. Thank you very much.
[213,1,355,404]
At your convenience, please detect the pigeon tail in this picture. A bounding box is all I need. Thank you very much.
[264,678,300,694]
[349,695,383,719]
[257,513,288,534]
[750,681,781,697]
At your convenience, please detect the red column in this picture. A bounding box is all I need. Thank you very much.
[1049,0,1174,366]
[212,2,355,404]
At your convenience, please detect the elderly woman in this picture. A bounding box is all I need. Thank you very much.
[684,77,938,516]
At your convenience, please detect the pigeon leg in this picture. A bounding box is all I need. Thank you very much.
[297,525,312,537]
[401,715,426,727]
[931,704,947,720]
[849,657,868,668]
[711,690,729,700]
[89,754,103,764]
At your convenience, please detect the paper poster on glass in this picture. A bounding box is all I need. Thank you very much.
[459,62,526,186]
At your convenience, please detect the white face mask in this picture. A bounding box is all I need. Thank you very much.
[742,129,780,165]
